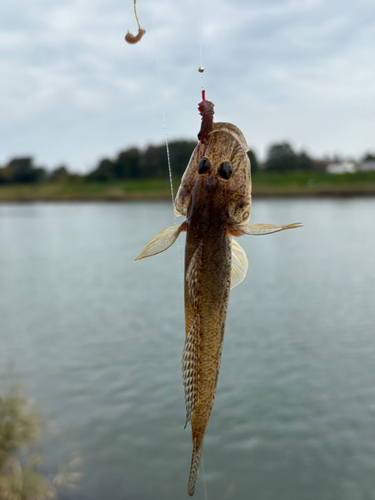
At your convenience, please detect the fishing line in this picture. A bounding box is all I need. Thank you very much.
[197,0,205,91]
[151,9,184,291]
[201,455,208,500]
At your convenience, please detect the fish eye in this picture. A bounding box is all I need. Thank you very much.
[218,161,233,179]
[197,157,211,174]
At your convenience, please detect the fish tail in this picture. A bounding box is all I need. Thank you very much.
[187,444,202,497]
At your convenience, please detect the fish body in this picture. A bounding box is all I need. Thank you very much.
[135,122,302,496]
[183,175,232,495]
[178,125,252,495]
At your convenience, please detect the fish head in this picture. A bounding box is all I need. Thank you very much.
[174,122,252,225]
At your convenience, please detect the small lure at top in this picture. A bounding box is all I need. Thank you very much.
[125,0,146,44]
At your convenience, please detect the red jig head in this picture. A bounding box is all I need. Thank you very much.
[197,93,215,145]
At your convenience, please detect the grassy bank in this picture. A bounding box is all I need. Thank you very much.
[1,171,375,201]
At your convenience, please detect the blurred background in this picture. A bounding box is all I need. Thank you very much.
[1,0,375,499]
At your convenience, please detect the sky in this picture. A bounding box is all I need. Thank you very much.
[1,0,375,173]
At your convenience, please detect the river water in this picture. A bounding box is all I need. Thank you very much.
[1,199,375,500]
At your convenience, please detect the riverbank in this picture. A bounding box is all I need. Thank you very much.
[1,171,375,201]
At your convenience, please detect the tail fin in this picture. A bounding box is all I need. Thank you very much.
[187,445,202,496]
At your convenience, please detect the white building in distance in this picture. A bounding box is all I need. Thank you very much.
[326,161,356,174]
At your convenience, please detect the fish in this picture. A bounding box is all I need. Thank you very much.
[135,121,302,496]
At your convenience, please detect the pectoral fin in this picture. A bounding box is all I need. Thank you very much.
[233,222,302,236]
[186,244,202,309]
[134,222,187,261]
[231,239,248,290]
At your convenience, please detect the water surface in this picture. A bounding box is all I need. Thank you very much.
[1,199,375,500]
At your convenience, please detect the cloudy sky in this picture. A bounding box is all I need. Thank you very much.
[1,0,374,172]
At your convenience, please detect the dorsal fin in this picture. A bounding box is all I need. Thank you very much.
[186,244,202,310]
[182,315,200,428]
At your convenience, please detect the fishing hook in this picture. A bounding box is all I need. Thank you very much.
[125,0,146,44]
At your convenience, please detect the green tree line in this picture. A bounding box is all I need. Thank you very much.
[1,141,373,185]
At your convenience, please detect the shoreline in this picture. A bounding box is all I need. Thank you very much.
[1,190,375,202]
[1,173,375,202]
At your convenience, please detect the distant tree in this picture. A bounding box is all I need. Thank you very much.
[169,141,197,177]
[86,159,116,182]
[0,167,7,184]
[8,158,35,183]
[265,143,297,172]
[140,144,168,179]
[137,140,197,179]
[49,165,70,183]
[296,151,313,170]
[247,149,258,174]
[113,148,141,179]
[0,158,46,184]
[363,153,375,162]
